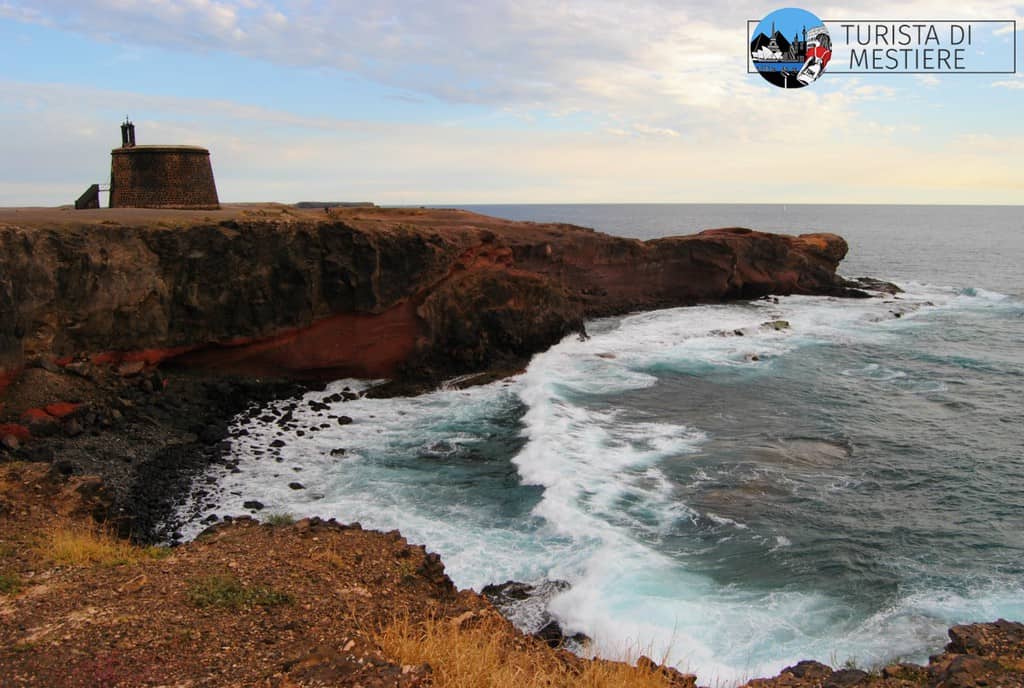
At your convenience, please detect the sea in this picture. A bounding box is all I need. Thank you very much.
[177,204,1024,685]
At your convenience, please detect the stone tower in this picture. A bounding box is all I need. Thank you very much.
[109,119,220,209]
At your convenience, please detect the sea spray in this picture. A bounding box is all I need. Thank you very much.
[179,282,1024,685]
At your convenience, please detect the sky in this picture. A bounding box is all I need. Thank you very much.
[0,1,1021,206]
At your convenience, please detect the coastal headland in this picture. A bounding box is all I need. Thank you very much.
[3,204,1020,687]
[0,203,861,395]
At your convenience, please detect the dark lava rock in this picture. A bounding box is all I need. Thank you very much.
[330,448,347,457]
[200,424,226,445]
[337,416,353,426]
[849,276,903,295]
[783,661,833,680]
[823,668,869,687]
[243,500,265,511]
[63,419,84,438]
[948,619,1024,657]
[270,439,286,448]
[36,357,61,373]
[288,482,305,490]
[930,655,1004,688]
[534,619,590,649]
[482,579,585,647]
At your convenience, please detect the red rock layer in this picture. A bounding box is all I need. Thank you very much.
[0,207,857,389]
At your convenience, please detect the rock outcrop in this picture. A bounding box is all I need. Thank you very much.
[743,620,1024,687]
[0,205,857,395]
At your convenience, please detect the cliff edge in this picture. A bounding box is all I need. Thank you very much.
[0,204,858,395]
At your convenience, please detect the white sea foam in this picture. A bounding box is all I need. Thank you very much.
[176,284,1022,686]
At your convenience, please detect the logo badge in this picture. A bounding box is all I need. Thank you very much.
[751,7,832,88]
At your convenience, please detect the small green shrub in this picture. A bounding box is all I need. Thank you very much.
[264,512,295,526]
[0,571,23,594]
[187,574,292,609]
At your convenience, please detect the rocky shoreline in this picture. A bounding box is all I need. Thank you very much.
[0,204,866,541]
[2,450,1023,687]
[3,205,1021,686]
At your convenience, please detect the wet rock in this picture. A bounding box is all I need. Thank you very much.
[330,448,347,458]
[288,482,305,490]
[482,579,580,644]
[761,319,790,331]
[243,500,265,511]
[534,619,590,649]
[270,439,286,448]
[849,277,903,295]
[337,415,353,426]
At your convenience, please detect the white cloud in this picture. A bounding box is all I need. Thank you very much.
[992,75,1024,89]
[1,2,1022,204]
[1,78,1021,206]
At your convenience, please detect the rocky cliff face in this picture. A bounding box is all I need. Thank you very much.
[0,206,858,393]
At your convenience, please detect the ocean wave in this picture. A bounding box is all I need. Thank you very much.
[176,281,1024,686]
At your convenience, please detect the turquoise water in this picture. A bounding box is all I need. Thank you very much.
[181,205,1024,685]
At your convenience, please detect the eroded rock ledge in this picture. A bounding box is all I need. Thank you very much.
[0,204,861,395]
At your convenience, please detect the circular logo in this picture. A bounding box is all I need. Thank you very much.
[751,7,831,89]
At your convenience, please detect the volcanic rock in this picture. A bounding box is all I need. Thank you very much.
[0,206,857,393]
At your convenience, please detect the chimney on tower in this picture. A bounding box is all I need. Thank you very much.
[120,117,136,148]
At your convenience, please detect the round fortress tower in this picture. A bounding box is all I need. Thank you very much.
[109,120,220,210]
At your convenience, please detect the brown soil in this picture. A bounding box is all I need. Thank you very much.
[0,462,522,687]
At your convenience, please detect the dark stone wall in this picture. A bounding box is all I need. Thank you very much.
[110,147,220,210]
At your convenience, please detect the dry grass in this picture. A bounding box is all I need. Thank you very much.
[377,615,682,688]
[39,522,169,567]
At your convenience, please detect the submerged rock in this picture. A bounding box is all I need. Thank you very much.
[481,579,590,649]
[848,276,903,295]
